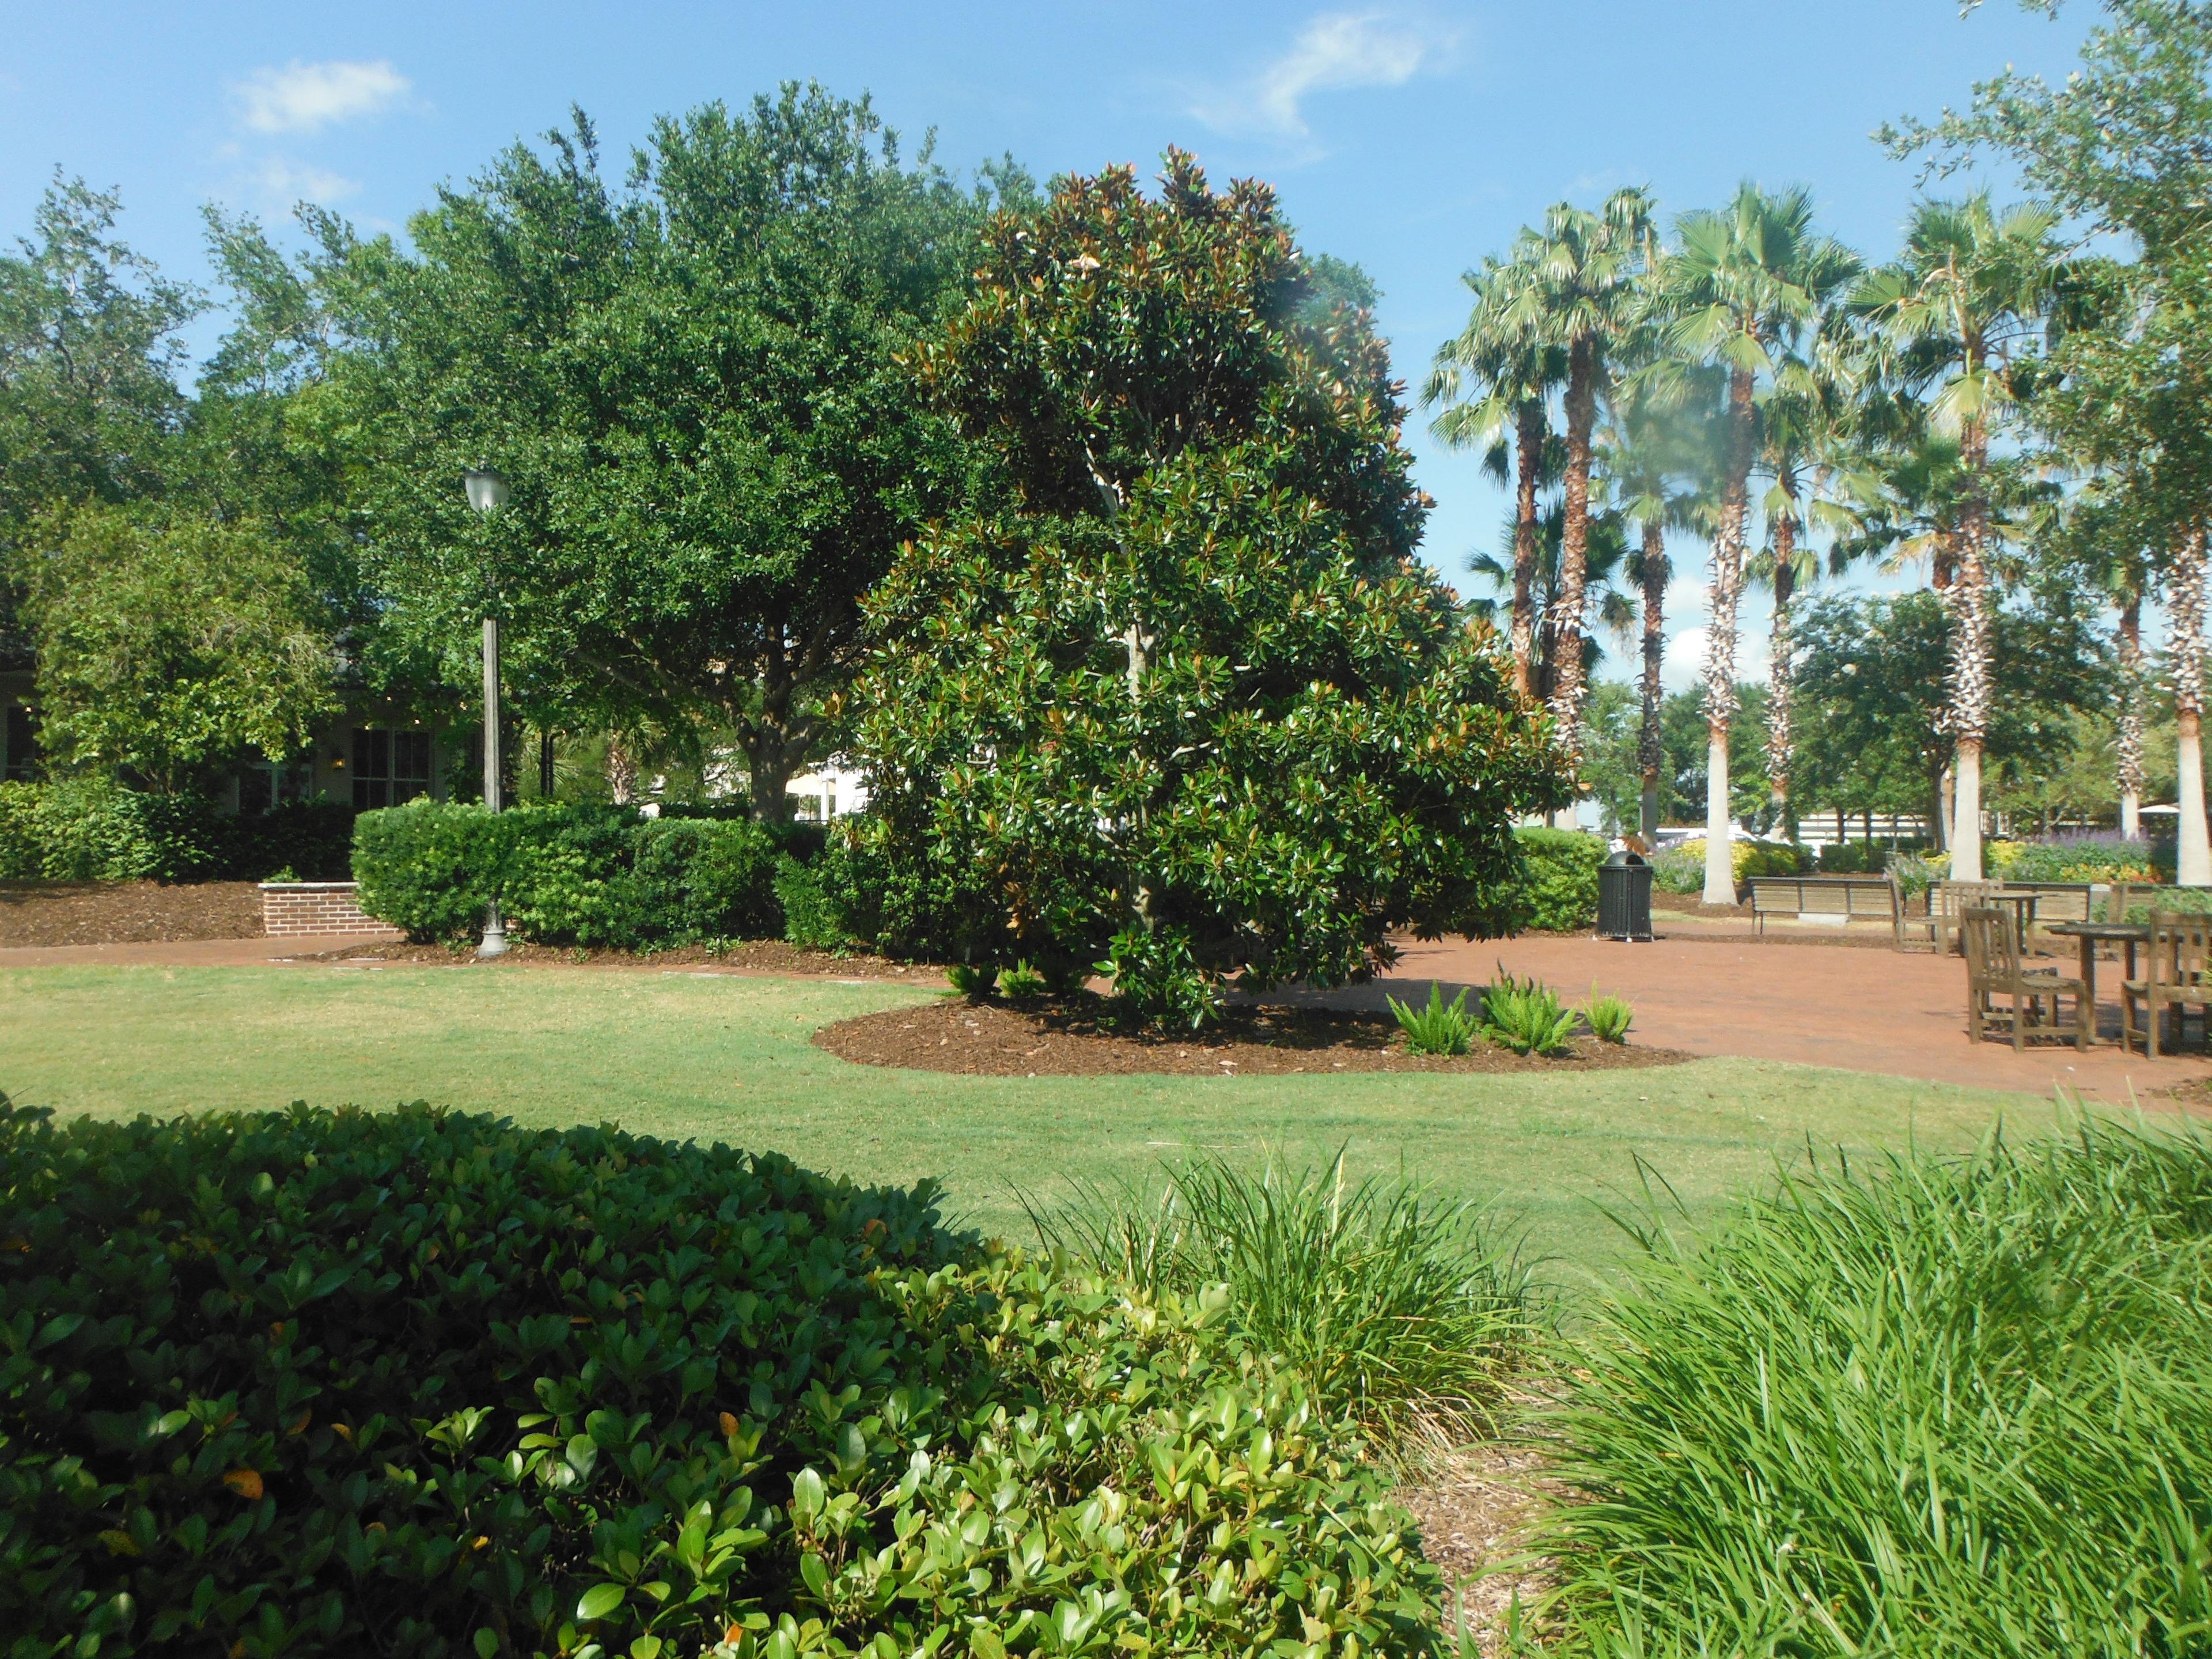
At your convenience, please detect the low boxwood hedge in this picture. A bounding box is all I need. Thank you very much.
[0,1100,1436,1659]
[352,802,818,949]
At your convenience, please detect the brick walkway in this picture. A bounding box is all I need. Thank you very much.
[1368,930,2211,1101]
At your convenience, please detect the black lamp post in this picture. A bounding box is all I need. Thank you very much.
[464,467,510,957]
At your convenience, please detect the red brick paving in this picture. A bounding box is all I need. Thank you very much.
[1370,930,2211,1101]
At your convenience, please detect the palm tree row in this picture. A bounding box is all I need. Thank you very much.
[1429,179,2212,885]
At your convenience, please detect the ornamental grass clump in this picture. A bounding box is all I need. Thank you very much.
[0,1099,1440,1659]
[1539,1119,2212,1657]
[1480,968,1578,1056]
[1387,983,1476,1056]
[1035,1152,1532,1449]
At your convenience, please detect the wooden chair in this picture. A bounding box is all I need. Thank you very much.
[2122,911,2212,1056]
[1931,880,2003,954]
[1961,905,2090,1052]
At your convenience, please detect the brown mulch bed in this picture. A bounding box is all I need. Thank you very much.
[331,936,944,982]
[1397,1440,1565,1656]
[815,997,1696,1077]
[1650,888,1752,920]
[0,880,264,947]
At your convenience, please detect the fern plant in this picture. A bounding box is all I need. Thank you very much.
[1583,986,1635,1044]
[998,960,1048,999]
[1387,982,1476,1056]
[945,961,995,1000]
[1482,967,1580,1056]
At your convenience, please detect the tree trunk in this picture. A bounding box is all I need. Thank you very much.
[1943,422,1995,881]
[1509,402,1544,698]
[2174,525,2211,884]
[1548,340,1597,762]
[1701,367,1755,907]
[745,732,801,825]
[1766,522,1797,838]
[1638,518,1668,842]
[2118,589,2145,840]
[605,735,637,806]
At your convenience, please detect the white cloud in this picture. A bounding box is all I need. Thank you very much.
[234,59,409,134]
[1662,626,1769,694]
[253,160,360,206]
[1194,12,1441,138]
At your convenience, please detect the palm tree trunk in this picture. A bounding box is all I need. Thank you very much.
[1549,342,1597,761]
[1944,425,1995,881]
[605,734,638,805]
[1510,403,1544,698]
[1638,518,1668,842]
[1766,521,1797,838]
[1702,368,1755,906]
[2118,589,2145,840]
[2173,525,2211,885]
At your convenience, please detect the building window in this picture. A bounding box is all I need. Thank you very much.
[2,705,36,782]
[352,728,433,810]
[238,760,317,815]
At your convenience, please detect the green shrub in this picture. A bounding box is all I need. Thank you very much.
[2123,885,2212,923]
[1813,838,1926,876]
[1387,982,1475,1056]
[626,818,783,943]
[1510,828,1604,931]
[1649,841,1702,895]
[1888,847,1944,899]
[2002,832,2167,884]
[1480,968,1578,1056]
[1582,989,1634,1044]
[0,783,355,884]
[773,855,847,951]
[1032,1152,1530,1446]
[1540,1120,2212,1657]
[353,801,814,947]
[0,1099,1440,1659]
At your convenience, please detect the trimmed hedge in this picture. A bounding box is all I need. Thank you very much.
[1510,827,1605,933]
[0,1099,1438,1659]
[0,781,353,882]
[351,800,824,948]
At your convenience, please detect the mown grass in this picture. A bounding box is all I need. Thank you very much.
[0,961,2069,1282]
[1538,1116,2212,1656]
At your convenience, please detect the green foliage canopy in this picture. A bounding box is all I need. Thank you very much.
[846,153,1563,1022]
[321,88,1012,816]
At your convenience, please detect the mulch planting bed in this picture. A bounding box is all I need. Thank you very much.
[332,937,942,982]
[815,997,1696,1077]
[0,880,263,947]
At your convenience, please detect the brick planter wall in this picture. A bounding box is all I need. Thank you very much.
[260,881,404,940]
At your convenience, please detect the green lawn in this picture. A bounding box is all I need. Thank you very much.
[0,961,2065,1289]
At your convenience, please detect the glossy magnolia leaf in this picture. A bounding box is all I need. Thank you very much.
[577,1583,626,1622]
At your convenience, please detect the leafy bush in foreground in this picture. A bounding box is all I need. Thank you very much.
[0,1100,1438,1659]
[1033,1154,1530,1446]
[1539,1121,2212,1657]
[1479,970,1577,1056]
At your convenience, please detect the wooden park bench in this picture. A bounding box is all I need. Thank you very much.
[1747,874,1905,942]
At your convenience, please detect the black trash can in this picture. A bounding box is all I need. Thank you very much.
[1596,849,1653,941]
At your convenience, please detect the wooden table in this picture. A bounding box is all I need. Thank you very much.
[2047,920,2150,1035]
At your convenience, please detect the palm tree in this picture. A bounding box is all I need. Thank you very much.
[1749,346,1866,836]
[1504,188,1656,757]
[1646,183,1860,903]
[1426,255,1562,697]
[1852,194,2063,880]
[1597,385,1713,839]
[1467,501,1637,708]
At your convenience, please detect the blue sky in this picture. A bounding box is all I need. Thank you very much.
[0,1,2098,685]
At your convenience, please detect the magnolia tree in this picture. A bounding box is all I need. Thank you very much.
[843,154,1565,1025]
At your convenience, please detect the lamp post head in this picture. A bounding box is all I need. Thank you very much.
[463,467,510,514]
